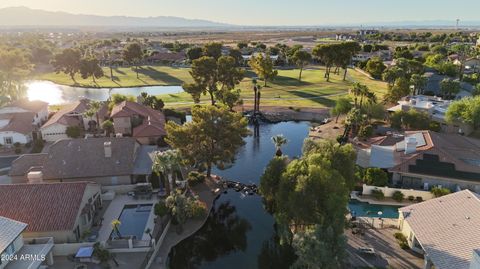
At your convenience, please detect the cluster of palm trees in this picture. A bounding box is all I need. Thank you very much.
[152,149,183,195]
[350,82,377,109]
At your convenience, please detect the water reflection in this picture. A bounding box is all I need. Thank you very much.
[169,122,310,269]
[25,80,184,105]
[168,201,252,269]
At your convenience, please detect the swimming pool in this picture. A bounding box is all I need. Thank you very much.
[113,204,153,239]
[348,200,400,219]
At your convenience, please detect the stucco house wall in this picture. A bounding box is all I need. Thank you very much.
[0,131,31,145]
[41,123,69,142]
[393,172,480,193]
[113,116,131,135]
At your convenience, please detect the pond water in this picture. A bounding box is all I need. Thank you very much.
[168,121,311,269]
[25,80,184,105]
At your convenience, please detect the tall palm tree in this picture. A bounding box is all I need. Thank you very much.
[84,101,102,132]
[271,135,288,156]
[350,83,363,108]
[152,150,182,195]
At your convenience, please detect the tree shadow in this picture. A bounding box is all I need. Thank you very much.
[136,66,184,85]
[168,201,252,269]
[274,75,312,86]
[113,67,126,75]
[288,91,336,107]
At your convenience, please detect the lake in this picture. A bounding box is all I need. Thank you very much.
[25,80,184,105]
[168,121,311,269]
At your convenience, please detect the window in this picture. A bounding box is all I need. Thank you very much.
[5,242,15,255]
[4,137,13,145]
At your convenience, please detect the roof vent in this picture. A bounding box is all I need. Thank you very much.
[466,216,471,220]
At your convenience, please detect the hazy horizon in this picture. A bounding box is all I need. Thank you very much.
[0,0,479,26]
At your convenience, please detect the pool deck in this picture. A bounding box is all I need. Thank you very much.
[351,192,417,206]
[99,194,160,242]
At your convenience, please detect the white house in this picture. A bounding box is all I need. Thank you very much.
[0,216,54,269]
[0,100,48,126]
[398,190,480,269]
[0,100,48,146]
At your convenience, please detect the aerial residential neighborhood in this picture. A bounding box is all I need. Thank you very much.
[1,1,480,269]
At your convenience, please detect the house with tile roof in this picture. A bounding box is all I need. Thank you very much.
[0,216,54,269]
[0,100,48,146]
[398,190,480,269]
[0,182,101,244]
[110,101,166,145]
[356,130,480,192]
[9,137,157,186]
[40,99,108,142]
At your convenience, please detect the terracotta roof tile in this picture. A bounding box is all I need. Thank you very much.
[0,182,91,232]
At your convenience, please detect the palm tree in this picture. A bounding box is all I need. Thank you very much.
[84,101,102,132]
[152,150,182,195]
[350,83,363,108]
[111,219,122,238]
[271,135,288,156]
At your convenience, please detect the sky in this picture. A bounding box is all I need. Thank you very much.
[0,0,479,26]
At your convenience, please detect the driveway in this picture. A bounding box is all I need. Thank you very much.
[0,156,18,170]
[346,223,424,269]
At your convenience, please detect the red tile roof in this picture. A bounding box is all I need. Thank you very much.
[42,100,89,128]
[0,182,92,232]
[111,101,166,138]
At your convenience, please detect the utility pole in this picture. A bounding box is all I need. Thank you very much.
[456,19,460,30]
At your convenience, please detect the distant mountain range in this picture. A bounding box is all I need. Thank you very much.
[0,7,479,29]
[0,6,231,28]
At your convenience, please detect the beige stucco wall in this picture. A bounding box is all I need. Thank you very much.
[113,116,131,135]
[393,172,480,193]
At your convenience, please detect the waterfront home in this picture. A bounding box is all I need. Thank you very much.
[9,137,156,185]
[0,100,48,146]
[398,190,480,269]
[40,100,89,142]
[110,101,166,145]
[0,216,54,269]
[40,99,109,142]
[387,95,472,135]
[356,130,480,192]
[0,182,101,244]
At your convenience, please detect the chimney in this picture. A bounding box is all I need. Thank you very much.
[104,141,112,158]
[27,171,43,183]
[405,137,417,154]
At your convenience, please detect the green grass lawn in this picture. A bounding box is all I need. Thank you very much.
[36,65,388,109]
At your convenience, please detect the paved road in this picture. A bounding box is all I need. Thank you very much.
[0,156,18,170]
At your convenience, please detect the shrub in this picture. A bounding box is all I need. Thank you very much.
[407,195,415,201]
[187,171,206,186]
[371,189,385,200]
[358,124,374,139]
[13,142,21,148]
[392,191,404,202]
[154,202,168,217]
[189,200,207,218]
[394,232,410,250]
[14,147,21,154]
[31,140,45,154]
[66,126,82,138]
[416,196,423,202]
[431,186,451,197]
[364,168,388,187]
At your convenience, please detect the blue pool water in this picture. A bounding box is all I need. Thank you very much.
[348,199,400,219]
[113,204,153,239]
